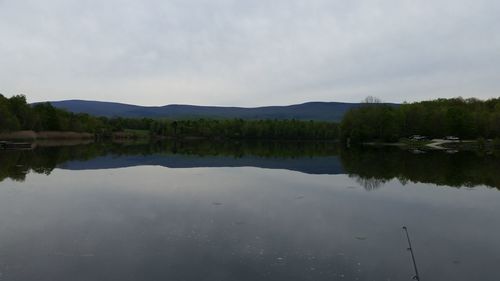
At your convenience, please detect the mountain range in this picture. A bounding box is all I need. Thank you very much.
[47,100,368,122]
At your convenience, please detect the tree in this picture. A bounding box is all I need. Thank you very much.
[363,96,382,104]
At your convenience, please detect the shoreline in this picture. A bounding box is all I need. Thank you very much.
[364,138,497,152]
[0,131,94,141]
[0,130,147,141]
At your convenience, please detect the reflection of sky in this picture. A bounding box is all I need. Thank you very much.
[0,167,499,281]
[58,154,344,175]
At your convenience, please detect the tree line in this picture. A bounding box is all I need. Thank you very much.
[149,119,339,140]
[3,94,499,142]
[0,94,113,133]
[341,97,500,142]
[0,94,339,140]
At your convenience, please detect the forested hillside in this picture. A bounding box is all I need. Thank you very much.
[4,94,498,143]
[48,100,362,122]
[148,119,339,140]
[341,97,500,142]
[0,94,339,140]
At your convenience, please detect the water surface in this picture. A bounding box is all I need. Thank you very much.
[0,141,499,281]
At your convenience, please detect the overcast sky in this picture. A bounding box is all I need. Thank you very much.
[0,0,499,106]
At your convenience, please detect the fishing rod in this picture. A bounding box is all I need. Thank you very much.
[402,226,421,281]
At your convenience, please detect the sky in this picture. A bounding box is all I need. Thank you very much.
[0,0,499,106]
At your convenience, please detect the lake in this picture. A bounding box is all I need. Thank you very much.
[0,141,499,281]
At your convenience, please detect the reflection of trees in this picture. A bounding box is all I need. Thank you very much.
[398,177,409,186]
[341,147,500,189]
[6,141,499,189]
[166,140,340,158]
[354,176,386,191]
[0,140,341,183]
[0,143,142,182]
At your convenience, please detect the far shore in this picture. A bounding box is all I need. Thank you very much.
[0,130,94,141]
[0,130,145,141]
[0,130,339,143]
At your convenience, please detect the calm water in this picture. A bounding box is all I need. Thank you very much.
[0,141,499,281]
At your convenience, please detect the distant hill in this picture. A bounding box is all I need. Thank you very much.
[45,100,369,122]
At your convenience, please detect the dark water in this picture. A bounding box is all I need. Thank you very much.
[0,141,499,281]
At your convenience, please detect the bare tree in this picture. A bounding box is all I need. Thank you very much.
[363,96,382,104]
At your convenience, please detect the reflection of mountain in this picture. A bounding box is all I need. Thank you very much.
[59,154,344,175]
[0,141,343,183]
[2,141,500,189]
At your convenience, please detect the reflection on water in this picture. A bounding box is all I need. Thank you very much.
[1,141,499,189]
[0,141,499,280]
[0,141,342,181]
[341,147,500,189]
[354,177,386,191]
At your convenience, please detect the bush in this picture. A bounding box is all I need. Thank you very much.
[493,137,500,148]
[477,137,486,149]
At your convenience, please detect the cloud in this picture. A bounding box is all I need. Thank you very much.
[0,0,499,105]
